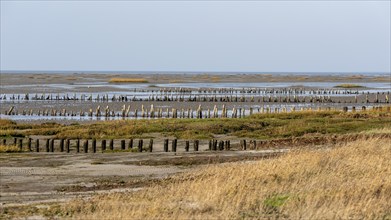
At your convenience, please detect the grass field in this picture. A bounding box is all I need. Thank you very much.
[1,108,390,219]
[4,137,389,219]
[1,109,390,140]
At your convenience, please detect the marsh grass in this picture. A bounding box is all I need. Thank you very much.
[334,83,365,88]
[0,144,22,153]
[1,110,390,139]
[108,78,148,83]
[18,137,390,219]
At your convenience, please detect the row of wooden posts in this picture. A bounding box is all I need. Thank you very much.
[1,89,388,101]
[5,105,390,118]
[1,93,389,104]
[2,138,260,153]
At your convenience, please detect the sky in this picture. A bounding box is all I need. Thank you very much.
[0,1,390,73]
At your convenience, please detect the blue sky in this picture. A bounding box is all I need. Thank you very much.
[1,1,390,73]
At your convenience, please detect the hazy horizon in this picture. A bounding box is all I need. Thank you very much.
[1,1,390,73]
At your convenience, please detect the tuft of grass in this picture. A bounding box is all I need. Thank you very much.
[108,78,148,83]
[168,80,184,83]
[334,84,365,88]
[0,144,22,153]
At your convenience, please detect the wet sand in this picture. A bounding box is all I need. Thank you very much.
[0,73,390,124]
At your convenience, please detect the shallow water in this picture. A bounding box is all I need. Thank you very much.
[0,103,377,122]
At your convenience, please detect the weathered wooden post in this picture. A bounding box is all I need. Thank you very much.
[121,140,126,150]
[49,139,54,152]
[212,140,217,151]
[208,140,212,151]
[2,139,6,146]
[45,139,50,152]
[76,139,80,153]
[14,137,17,145]
[218,141,224,151]
[60,139,64,152]
[172,139,177,152]
[185,141,190,152]
[138,139,143,152]
[18,139,23,151]
[65,139,70,153]
[27,138,32,151]
[241,139,247,150]
[225,140,230,150]
[101,139,106,152]
[148,139,153,152]
[164,139,169,152]
[83,140,88,153]
[92,139,96,153]
[128,139,133,149]
[35,139,39,152]
[194,140,199,151]
[109,139,114,150]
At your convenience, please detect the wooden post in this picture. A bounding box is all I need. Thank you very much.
[164,139,169,152]
[14,137,17,145]
[45,139,50,152]
[185,140,189,152]
[18,139,23,151]
[138,139,143,152]
[109,139,114,150]
[65,139,71,153]
[242,140,247,150]
[92,139,96,153]
[253,140,257,150]
[209,140,212,151]
[76,139,80,153]
[121,140,125,150]
[2,139,6,146]
[35,139,39,152]
[148,139,153,152]
[101,139,106,152]
[27,138,32,151]
[50,139,54,152]
[60,139,64,152]
[172,139,177,152]
[213,140,218,151]
[83,140,88,153]
[218,141,224,151]
[128,139,133,149]
[225,140,230,150]
[194,140,199,152]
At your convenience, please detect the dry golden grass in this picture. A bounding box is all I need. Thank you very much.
[361,127,391,134]
[334,83,365,88]
[0,144,21,153]
[56,137,391,219]
[168,80,184,83]
[210,76,221,82]
[108,78,148,83]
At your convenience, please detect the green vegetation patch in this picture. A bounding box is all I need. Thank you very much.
[1,110,390,140]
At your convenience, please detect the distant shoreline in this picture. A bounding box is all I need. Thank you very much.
[0,72,389,87]
[1,70,390,77]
